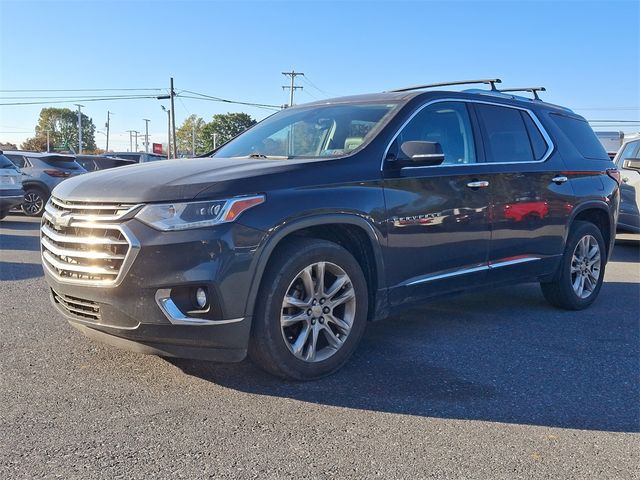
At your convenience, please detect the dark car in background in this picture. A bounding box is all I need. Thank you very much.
[41,79,620,380]
[3,151,86,216]
[613,136,640,232]
[0,152,24,220]
[75,155,137,172]
[104,152,166,163]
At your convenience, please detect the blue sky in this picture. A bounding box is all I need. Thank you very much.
[0,0,638,151]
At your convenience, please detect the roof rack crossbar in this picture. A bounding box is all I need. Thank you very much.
[498,87,546,100]
[389,78,502,93]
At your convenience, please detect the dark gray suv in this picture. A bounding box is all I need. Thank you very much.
[41,79,620,380]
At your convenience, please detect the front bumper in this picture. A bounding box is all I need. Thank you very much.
[43,217,265,362]
[0,189,24,211]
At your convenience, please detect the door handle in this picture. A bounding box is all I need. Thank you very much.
[466,180,489,189]
[552,176,568,184]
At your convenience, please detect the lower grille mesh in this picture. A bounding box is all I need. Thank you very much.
[52,290,101,322]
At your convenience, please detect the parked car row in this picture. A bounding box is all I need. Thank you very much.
[0,151,154,218]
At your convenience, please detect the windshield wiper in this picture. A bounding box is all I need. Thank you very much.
[233,153,290,160]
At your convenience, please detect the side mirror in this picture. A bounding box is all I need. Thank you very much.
[623,158,640,172]
[397,141,445,166]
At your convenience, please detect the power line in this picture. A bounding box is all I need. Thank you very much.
[300,75,331,96]
[0,95,161,106]
[179,90,281,109]
[0,88,164,93]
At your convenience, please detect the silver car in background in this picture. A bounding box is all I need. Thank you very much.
[613,136,640,232]
[3,151,86,216]
[0,152,24,220]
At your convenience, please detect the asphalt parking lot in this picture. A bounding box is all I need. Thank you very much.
[1,216,638,479]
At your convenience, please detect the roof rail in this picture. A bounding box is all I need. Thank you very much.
[498,87,546,100]
[389,78,502,93]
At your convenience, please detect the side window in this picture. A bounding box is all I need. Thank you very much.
[521,112,549,160]
[550,114,609,160]
[7,155,26,168]
[475,104,535,163]
[618,141,640,167]
[393,101,476,165]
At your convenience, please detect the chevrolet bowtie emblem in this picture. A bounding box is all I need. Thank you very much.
[52,212,73,229]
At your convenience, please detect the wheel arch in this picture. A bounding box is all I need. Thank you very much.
[244,214,387,321]
[567,201,615,258]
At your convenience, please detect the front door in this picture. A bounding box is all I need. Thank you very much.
[382,100,491,306]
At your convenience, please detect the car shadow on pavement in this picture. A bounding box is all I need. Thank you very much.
[612,239,640,263]
[171,280,639,433]
[0,233,42,252]
[0,218,40,231]
[0,261,43,280]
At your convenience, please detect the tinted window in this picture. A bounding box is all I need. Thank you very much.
[476,104,534,163]
[118,154,140,161]
[393,101,476,165]
[5,154,26,168]
[522,112,548,160]
[77,159,97,171]
[37,156,82,170]
[0,154,16,169]
[144,154,165,162]
[550,114,609,160]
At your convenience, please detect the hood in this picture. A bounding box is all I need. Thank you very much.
[52,157,305,203]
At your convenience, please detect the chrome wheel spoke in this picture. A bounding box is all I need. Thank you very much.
[291,325,311,356]
[570,234,601,299]
[322,324,344,350]
[304,327,320,361]
[325,313,351,334]
[324,274,348,299]
[283,295,311,309]
[300,266,314,298]
[281,311,308,327]
[314,262,325,297]
[330,286,355,308]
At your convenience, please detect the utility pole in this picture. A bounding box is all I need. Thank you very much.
[170,77,177,158]
[191,123,196,156]
[74,104,84,153]
[161,106,171,159]
[212,132,218,150]
[105,111,112,152]
[133,131,139,152]
[126,130,136,152]
[46,131,51,152]
[143,119,150,153]
[282,70,304,107]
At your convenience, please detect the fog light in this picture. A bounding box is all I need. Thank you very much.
[195,287,208,309]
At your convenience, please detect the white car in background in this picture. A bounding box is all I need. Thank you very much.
[613,136,640,232]
[0,152,24,220]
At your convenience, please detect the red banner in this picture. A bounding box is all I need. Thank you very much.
[152,143,163,154]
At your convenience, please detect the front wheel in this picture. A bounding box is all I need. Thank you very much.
[541,221,606,310]
[22,188,47,216]
[249,238,368,381]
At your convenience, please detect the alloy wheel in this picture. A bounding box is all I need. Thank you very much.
[280,261,356,362]
[23,192,44,215]
[570,234,601,299]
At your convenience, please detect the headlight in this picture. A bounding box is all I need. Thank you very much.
[135,195,265,231]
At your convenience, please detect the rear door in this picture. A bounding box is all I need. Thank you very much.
[382,100,491,305]
[471,102,574,281]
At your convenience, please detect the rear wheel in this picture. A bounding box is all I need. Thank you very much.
[541,221,606,310]
[249,238,368,380]
[22,188,47,216]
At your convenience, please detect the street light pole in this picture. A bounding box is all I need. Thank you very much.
[170,77,177,159]
[143,119,150,153]
[105,111,112,152]
[126,130,135,152]
[74,104,84,153]
[161,106,171,159]
[133,131,139,152]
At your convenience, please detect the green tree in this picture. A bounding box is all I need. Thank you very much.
[201,112,257,152]
[175,114,207,156]
[21,107,96,152]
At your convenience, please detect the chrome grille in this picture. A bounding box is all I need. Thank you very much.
[52,290,101,322]
[41,197,140,286]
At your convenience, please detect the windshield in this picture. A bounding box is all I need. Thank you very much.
[213,102,399,159]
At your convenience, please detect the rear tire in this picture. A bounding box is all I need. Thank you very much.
[249,237,368,381]
[22,187,47,216]
[541,221,606,310]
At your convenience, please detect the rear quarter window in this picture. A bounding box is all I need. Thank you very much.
[0,154,17,169]
[550,114,609,160]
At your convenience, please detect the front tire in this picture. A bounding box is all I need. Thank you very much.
[22,187,47,216]
[541,221,606,310]
[249,238,368,381]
